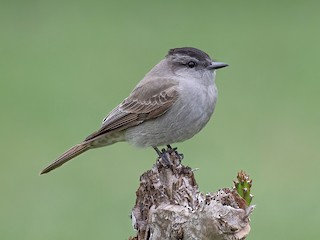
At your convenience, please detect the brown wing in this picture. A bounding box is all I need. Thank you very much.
[84,79,179,142]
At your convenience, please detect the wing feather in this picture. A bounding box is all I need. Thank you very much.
[85,80,179,142]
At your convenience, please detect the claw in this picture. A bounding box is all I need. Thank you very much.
[153,146,171,166]
[153,145,184,166]
[169,146,183,160]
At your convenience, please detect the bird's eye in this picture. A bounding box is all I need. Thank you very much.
[187,61,196,68]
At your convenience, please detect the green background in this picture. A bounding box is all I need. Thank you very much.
[1,1,319,239]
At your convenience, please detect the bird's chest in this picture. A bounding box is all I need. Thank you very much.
[178,82,217,123]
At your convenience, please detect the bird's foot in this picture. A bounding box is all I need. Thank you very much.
[166,145,184,160]
[153,146,171,167]
[153,145,184,167]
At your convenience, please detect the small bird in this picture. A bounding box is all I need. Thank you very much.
[40,47,228,174]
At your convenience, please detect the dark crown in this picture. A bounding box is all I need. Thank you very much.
[167,47,211,62]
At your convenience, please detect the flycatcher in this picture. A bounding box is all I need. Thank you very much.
[41,47,228,174]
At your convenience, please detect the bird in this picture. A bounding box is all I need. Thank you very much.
[40,47,228,174]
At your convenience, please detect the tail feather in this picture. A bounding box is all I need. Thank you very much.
[40,143,90,175]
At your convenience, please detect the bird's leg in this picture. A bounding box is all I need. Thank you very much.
[153,146,171,167]
[153,146,162,156]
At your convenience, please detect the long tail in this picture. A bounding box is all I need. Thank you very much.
[40,142,90,175]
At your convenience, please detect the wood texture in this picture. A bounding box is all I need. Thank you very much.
[130,149,254,240]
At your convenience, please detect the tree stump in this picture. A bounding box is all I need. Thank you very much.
[130,148,254,240]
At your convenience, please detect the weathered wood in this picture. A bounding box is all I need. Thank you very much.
[130,148,254,240]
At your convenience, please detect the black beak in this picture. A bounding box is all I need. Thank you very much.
[207,62,228,70]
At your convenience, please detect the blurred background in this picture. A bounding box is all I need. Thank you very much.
[1,0,319,239]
